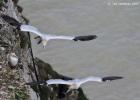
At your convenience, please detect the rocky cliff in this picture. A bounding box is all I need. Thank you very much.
[0,0,88,100]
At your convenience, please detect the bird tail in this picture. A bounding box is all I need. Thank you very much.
[73,35,97,41]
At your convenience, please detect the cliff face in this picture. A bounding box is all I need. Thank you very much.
[0,0,88,100]
[0,0,36,99]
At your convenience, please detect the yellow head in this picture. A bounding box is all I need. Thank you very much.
[69,83,79,89]
[42,40,48,48]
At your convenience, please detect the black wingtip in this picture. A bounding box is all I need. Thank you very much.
[102,76,123,82]
[73,35,97,41]
[26,81,47,86]
[1,14,21,29]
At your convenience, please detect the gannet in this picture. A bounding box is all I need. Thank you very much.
[20,25,97,48]
[8,53,18,67]
[26,76,123,92]
[1,15,97,48]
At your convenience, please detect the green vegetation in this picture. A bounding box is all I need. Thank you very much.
[0,66,29,100]
[0,0,3,8]
[9,85,29,100]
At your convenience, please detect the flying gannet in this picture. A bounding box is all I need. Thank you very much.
[1,15,97,48]
[20,25,97,48]
[26,76,123,93]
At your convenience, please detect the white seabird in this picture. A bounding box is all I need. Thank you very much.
[26,76,123,92]
[20,25,97,48]
[1,15,97,47]
[8,53,18,67]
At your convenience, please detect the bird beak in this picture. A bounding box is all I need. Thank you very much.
[42,40,47,48]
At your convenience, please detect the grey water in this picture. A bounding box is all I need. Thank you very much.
[19,0,140,100]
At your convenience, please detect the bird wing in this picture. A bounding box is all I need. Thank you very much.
[78,76,103,85]
[47,34,97,41]
[47,79,73,85]
[20,25,43,37]
[46,34,75,40]
[102,76,123,82]
[73,35,97,41]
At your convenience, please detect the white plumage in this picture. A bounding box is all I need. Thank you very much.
[26,76,123,93]
[47,76,103,90]
[46,76,123,92]
[20,25,75,47]
[20,24,43,36]
[8,53,18,66]
[20,25,97,48]
[47,79,73,85]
